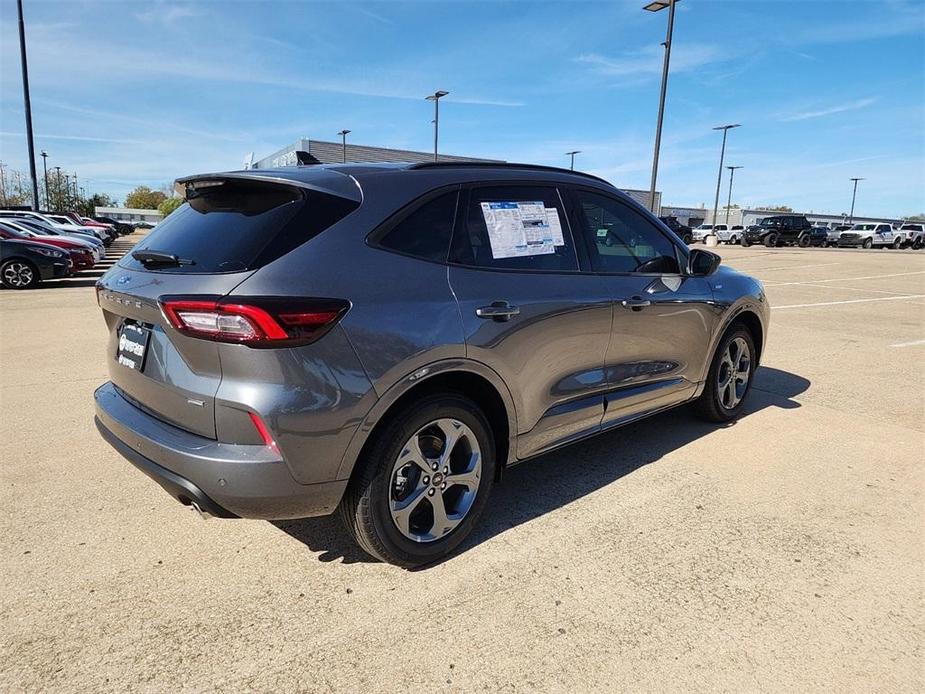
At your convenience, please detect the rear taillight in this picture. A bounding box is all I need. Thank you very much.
[158,296,349,347]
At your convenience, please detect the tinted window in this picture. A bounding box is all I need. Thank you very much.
[573,190,680,274]
[376,190,457,262]
[450,185,577,272]
[121,180,358,274]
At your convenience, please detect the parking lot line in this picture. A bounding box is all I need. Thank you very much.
[766,282,921,296]
[774,294,925,309]
[763,270,925,287]
[751,262,844,273]
[890,339,925,348]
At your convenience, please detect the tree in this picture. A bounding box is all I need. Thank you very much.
[158,196,184,217]
[906,213,925,222]
[762,205,793,212]
[125,185,167,210]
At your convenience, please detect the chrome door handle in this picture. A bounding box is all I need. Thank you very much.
[476,301,520,321]
[621,296,651,311]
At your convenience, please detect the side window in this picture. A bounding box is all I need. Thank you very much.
[376,190,458,262]
[572,189,680,274]
[450,185,578,272]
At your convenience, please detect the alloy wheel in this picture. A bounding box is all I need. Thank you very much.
[717,337,751,410]
[389,418,482,543]
[2,262,34,288]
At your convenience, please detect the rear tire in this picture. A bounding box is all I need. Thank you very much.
[0,259,40,289]
[339,394,496,568]
[694,325,756,423]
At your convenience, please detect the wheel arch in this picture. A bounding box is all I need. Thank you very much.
[336,360,517,483]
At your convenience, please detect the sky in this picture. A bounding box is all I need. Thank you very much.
[1,0,923,217]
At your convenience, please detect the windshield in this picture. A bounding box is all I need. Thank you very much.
[852,224,876,231]
[696,224,712,230]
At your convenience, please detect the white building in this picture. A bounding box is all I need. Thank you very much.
[94,206,162,224]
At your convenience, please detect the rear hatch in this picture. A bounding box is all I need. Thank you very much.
[96,170,360,439]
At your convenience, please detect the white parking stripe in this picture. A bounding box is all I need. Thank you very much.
[752,262,843,272]
[765,282,920,296]
[774,295,925,309]
[763,270,925,287]
[890,339,925,348]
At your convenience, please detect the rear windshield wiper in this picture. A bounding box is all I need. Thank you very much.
[131,249,195,267]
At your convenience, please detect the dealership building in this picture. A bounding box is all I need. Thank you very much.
[661,204,899,228]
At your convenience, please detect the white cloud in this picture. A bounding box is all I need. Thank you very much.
[781,97,878,122]
[576,43,727,79]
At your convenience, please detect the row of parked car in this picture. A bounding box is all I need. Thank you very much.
[0,209,136,289]
[678,214,925,250]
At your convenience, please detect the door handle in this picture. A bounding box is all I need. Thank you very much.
[621,296,651,311]
[476,301,520,321]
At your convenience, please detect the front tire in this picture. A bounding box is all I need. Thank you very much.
[764,233,778,247]
[1,259,40,289]
[862,238,873,249]
[694,326,756,423]
[339,394,496,568]
[798,234,811,248]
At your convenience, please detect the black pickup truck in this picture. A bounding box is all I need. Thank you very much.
[742,215,816,247]
[658,216,693,244]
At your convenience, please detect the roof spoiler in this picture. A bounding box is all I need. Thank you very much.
[174,170,362,204]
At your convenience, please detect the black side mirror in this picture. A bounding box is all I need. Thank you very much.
[689,248,721,276]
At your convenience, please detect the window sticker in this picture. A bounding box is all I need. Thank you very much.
[479,201,564,259]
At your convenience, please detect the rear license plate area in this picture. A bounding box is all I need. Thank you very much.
[117,322,151,371]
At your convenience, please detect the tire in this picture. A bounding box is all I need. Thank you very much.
[741,237,750,247]
[798,234,811,248]
[893,238,902,249]
[693,325,756,423]
[729,235,738,245]
[764,233,778,248]
[914,237,923,250]
[339,393,496,568]
[683,234,693,245]
[0,259,40,289]
[862,238,872,249]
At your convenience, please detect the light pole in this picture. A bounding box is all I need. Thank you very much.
[40,150,48,209]
[644,0,679,213]
[425,90,449,162]
[849,177,864,223]
[16,0,39,210]
[337,129,351,163]
[711,124,740,228]
[565,150,581,171]
[725,165,743,225]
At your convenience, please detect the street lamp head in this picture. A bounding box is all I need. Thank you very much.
[338,129,351,136]
[850,177,865,182]
[726,165,743,170]
[713,123,741,131]
[426,90,449,101]
[40,150,47,157]
[565,150,581,156]
[643,0,678,11]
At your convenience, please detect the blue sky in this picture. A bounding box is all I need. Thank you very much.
[1,0,923,216]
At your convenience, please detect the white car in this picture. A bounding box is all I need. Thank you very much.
[896,223,924,249]
[0,210,107,243]
[691,224,714,242]
[837,223,902,249]
[0,218,104,261]
[716,224,745,244]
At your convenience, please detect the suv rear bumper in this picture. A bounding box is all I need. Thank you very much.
[94,382,348,520]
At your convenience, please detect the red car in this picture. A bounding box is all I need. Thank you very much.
[0,222,95,271]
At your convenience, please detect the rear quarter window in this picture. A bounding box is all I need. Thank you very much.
[371,189,458,262]
[121,180,358,274]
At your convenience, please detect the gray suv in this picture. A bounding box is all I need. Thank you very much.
[94,162,769,567]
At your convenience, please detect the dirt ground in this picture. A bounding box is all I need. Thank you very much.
[2,236,923,692]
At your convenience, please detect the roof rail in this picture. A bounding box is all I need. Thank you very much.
[407,161,615,188]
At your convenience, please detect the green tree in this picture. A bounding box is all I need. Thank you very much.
[158,196,184,218]
[763,205,793,212]
[125,185,167,210]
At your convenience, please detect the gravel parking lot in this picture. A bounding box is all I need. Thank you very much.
[2,236,923,692]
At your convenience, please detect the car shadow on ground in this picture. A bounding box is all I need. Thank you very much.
[272,366,810,567]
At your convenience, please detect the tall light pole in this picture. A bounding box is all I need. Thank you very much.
[849,177,864,223]
[565,150,581,171]
[337,129,351,163]
[16,0,40,210]
[644,0,679,213]
[40,150,48,209]
[725,165,743,225]
[425,90,449,162]
[711,124,740,227]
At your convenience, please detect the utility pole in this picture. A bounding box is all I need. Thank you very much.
[425,90,449,161]
[40,150,48,209]
[565,150,580,171]
[16,0,40,210]
[0,162,7,205]
[337,129,351,163]
[711,124,740,227]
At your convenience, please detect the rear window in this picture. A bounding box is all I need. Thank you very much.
[121,179,358,274]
